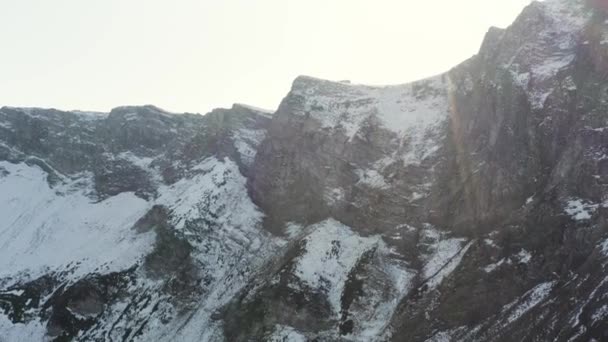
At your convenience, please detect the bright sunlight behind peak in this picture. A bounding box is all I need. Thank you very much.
[0,0,532,114]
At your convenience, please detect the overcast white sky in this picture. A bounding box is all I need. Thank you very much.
[0,0,532,114]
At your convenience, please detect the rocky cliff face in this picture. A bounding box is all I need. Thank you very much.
[2,0,608,341]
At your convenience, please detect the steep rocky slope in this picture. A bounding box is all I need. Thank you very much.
[2,0,608,341]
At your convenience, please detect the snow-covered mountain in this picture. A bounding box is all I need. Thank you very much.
[1,0,608,341]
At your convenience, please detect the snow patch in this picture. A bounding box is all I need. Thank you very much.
[292,219,380,314]
[428,241,473,288]
[156,157,262,231]
[0,161,155,282]
[284,222,305,239]
[232,128,266,166]
[1,289,24,296]
[410,192,425,201]
[351,248,415,341]
[117,151,155,170]
[66,306,98,321]
[420,227,473,288]
[425,331,452,342]
[505,281,556,325]
[587,126,608,133]
[0,121,12,130]
[484,238,499,248]
[564,198,599,221]
[324,187,345,205]
[423,238,466,279]
[484,258,506,273]
[267,325,307,342]
[514,249,532,264]
[484,249,531,273]
[592,305,608,323]
[0,315,46,342]
[511,70,531,89]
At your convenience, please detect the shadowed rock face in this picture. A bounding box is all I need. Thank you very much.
[250,74,451,236]
[1,0,608,341]
[242,0,608,340]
